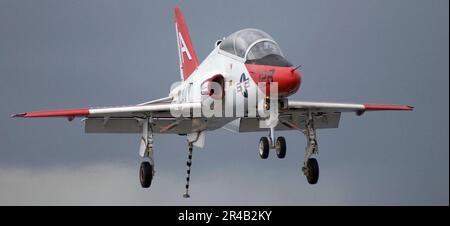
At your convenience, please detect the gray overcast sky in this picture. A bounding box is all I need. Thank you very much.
[0,0,448,205]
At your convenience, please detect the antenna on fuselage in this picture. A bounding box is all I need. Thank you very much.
[291,64,302,72]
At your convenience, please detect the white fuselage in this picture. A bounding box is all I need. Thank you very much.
[170,44,264,118]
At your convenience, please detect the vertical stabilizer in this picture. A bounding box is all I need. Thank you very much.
[174,6,199,80]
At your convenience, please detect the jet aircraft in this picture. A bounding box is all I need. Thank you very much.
[13,6,413,198]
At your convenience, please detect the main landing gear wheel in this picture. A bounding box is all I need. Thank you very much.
[275,136,286,159]
[259,137,270,159]
[298,111,320,184]
[139,161,153,188]
[303,158,319,184]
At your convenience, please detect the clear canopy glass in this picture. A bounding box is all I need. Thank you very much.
[219,28,283,60]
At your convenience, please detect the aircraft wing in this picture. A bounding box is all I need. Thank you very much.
[286,101,413,114]
[13,99,413,134]
[11,102,200,118]
[12,101,202,134]
[236,101,413,132]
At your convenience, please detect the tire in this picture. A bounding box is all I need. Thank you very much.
[259,137,270,159]
[139,161,153,188]
[305,158,319,184]
[275,136,286,159]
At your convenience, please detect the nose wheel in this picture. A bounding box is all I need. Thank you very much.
[275,136,286,158]
[259,137,270,159]
[258,127,287,159]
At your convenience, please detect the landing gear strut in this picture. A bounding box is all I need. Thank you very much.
[139,118,155,188]
[258,127,286,159]
[301,112,319,184]
[264,96,270,110]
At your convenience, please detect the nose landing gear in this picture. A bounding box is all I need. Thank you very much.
[258,127,287,159]
[259,137,270,159]
[275,136,286,159]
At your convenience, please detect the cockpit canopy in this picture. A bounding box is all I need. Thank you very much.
[219,28,292,67]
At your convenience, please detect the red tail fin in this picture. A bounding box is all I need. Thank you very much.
[174,6,199,80]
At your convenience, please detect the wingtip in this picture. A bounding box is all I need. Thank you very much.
[363,103,415,111]
[11,113,26,118]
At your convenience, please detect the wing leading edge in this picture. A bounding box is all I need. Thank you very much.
[12,102,201,118]
[287,101,413,115]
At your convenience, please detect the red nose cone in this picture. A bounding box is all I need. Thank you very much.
[245,64,301,97]
[278,68,301,96]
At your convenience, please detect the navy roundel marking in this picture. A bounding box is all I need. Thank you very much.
[237,73,249,98]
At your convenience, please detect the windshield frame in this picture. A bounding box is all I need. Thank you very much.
[218,28,283,61]
[244,38,283,61]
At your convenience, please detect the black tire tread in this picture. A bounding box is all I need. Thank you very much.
[140,161,153,188]
[276,136,286,159]
[259,137,270,159]
[306,158,319,184]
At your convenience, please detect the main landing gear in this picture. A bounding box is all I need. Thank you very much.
[258,112,320,184]
[138,117,198,198]
[139,118,155,188]
[301,112,319,184]
[140,161,153,188]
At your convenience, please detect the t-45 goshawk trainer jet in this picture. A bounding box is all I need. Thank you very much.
[12,6,413,198]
